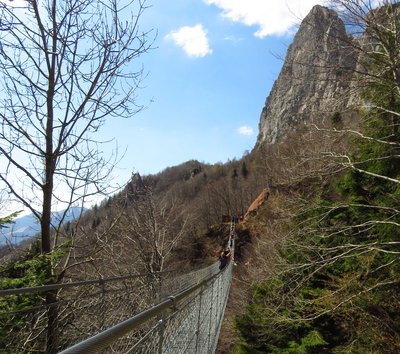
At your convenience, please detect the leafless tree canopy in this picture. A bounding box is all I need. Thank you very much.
[0,0,154,251]
[0,1,153,352]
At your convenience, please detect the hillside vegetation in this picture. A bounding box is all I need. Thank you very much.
[1,1,400,353]
[233,2,400,353]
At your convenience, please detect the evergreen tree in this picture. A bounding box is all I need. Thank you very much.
[235,2,400,352]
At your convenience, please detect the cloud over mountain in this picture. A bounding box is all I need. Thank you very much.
[204,0,325,37]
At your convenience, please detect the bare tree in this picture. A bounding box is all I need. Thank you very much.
[236,2,400,352]
[285,0,400,308]
[0,0,153,352]
[282,1,400,349]
[122,187,191,274]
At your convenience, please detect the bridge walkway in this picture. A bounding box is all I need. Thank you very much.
[0,221,236,353]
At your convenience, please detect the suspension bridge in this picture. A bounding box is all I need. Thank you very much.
[0,222,236,353]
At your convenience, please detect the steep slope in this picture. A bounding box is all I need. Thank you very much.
[235,2,400,353]
[257,5,357,144]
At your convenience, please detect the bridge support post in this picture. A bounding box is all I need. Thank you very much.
[195,286,203,353]
[157,318,165,354]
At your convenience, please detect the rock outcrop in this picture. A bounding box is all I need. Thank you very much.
[257,5,358,145]
[244,188,269,219]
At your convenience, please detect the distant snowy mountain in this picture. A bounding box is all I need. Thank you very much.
[0,207,86,246]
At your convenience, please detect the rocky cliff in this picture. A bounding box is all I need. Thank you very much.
[257,5,358,145]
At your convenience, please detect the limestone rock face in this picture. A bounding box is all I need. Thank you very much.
[257,5,357,144]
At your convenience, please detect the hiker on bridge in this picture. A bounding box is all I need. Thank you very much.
[219,248,231,270]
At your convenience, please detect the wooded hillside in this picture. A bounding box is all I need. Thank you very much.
[1,1,400,353]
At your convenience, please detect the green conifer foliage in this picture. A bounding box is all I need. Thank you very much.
[235,2,400,352]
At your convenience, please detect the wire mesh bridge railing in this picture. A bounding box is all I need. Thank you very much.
[0,226,235,353]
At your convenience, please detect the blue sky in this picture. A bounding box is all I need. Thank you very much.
[1,0,328,217]
[108,0,326,183]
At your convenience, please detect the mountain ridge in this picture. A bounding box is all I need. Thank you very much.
[0,207,86,246]
[257,4,358,145]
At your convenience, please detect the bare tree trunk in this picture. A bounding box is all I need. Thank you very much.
[0,0,153,351]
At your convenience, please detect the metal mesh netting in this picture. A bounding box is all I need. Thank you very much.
[1,273,161,352]
[91,262,233,354]
[161,269,231,354]
[0,261,232,353]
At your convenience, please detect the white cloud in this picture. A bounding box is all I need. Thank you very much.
[238,126,253,136]
[204,0,326,38]
[165,24,212,58]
